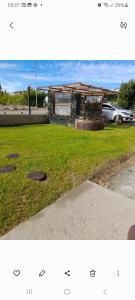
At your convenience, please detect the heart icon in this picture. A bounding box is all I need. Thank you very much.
[13,270,21,277]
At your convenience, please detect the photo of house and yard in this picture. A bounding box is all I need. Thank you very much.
[1,60,135,240]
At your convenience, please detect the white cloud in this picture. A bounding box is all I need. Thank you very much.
[2,81,25,92]
[55,61,135,84]
[0,62,18,70]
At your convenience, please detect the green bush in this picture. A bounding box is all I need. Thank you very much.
[117,80,135,109]
[0,90,46,106]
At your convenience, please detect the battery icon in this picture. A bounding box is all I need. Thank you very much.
[27,3,32,7]
[125,3,128,7]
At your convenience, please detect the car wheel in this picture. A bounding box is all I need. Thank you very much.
[114,115,123,124]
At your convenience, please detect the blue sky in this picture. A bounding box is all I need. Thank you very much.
[0,60,135,92]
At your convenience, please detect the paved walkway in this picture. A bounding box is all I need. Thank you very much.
[1,181,135,240]
[110,164,135,200]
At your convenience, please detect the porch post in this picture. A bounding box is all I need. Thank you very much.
[48,91,54,119]
[70,92,77,122]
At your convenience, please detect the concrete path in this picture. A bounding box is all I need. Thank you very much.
[1,181,135,240]
[110,165,135,200]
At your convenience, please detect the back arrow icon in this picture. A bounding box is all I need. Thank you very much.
[10,22,14,29]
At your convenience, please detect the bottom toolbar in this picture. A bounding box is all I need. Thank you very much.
[0,241,135,299]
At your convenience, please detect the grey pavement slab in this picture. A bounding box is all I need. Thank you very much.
[1,181,135,240]
[109,165,135,200]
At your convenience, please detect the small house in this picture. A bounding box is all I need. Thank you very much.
[37,82,117,130]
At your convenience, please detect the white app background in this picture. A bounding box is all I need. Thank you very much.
[0,0,134,59]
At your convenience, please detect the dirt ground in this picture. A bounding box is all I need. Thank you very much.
[92,153,135,200]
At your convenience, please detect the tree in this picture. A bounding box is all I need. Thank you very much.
[104,94,118,103]
[118,80,135,109]
[0,84,3,95]
[26,89,46,107]
[0,85,46,106]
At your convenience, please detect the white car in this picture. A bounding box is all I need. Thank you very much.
[102,103,134,123]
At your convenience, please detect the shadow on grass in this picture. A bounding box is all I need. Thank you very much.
[105,123,135,130]
[1,122,134,131]
[0,123,50,130]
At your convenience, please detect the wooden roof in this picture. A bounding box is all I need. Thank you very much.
[37,82,117,96]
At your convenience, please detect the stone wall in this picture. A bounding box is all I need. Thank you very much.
[48,91,54,117]
[0,115,49,126]
[50,115,73,126]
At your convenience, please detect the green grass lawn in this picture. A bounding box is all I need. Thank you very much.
[0,123,135,235]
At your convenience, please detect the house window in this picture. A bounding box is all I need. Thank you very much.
[86,96,102,103]
[55,93,71,115]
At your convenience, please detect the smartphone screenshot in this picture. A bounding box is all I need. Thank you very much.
[0,0,135,299]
